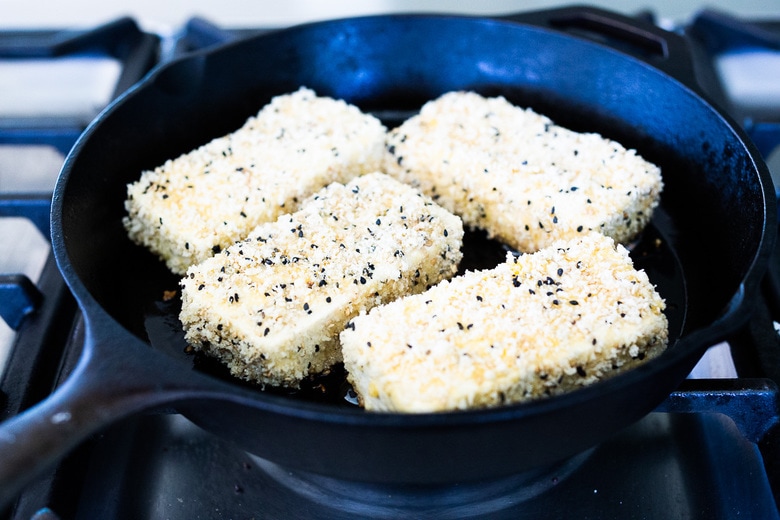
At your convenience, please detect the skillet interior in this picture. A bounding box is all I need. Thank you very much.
[53,13,773,482]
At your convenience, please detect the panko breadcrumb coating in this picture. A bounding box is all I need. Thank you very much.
[124,87,387,275]
[179,172,464,388]
[383,91,663,253]
[340,233,668,413]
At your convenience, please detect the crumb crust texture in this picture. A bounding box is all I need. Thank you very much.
[383,91,663,254]
[341,233,668,413]
[124,87,387,275]
[179,172,464,388]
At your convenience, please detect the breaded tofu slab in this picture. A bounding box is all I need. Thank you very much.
[124,87,387,275]
[179,172,464,388]
[340,232,668,413]
[383,91,663,253]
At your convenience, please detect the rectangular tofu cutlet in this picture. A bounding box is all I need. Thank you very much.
[383,91,663,253]
[124,87,387,275]
[179,172,464,388]
[340,232,668,413]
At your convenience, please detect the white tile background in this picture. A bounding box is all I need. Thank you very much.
[1,0,778,31]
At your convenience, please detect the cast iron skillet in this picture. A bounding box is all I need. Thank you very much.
[0,6,775,508]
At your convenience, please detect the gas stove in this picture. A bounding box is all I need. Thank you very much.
[1,9,779,519]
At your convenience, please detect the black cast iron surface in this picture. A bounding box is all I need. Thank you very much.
[30,6,771,491]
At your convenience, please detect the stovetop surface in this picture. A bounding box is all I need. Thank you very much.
[67,410,777,519]
[1,8,780,520]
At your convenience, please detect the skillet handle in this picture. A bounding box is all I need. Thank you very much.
[0,322,205,511]
[500,6,702,92]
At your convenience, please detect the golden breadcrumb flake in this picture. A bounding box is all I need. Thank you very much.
[124,87,387,274]
[341,232,668,413]
[383,91,663,253]
[180,172,464,388]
